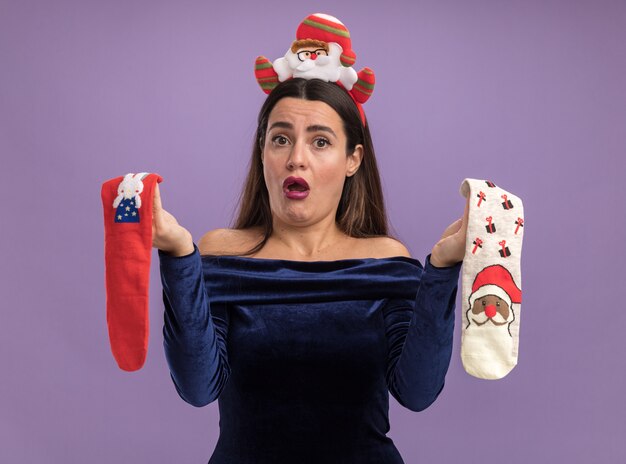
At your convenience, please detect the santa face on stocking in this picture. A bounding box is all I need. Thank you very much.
[465,264,522,337]
[468,294,514,333]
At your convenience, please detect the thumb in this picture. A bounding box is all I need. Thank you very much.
[153,182,163,213]
[461,193,470,230]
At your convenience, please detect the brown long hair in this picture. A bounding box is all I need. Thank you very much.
[233,78,390,256]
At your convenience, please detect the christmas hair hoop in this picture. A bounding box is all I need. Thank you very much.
[254,13,375,126]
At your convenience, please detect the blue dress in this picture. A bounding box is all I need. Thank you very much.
[158,243,461,464]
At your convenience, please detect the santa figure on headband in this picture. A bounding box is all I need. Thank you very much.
[255,13,375,104]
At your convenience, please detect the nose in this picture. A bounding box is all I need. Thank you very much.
[310,53,317,61]
[485,305,497,319]
[287,140,307,170]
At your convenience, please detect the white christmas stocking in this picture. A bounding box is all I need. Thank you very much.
[459,178,524,380]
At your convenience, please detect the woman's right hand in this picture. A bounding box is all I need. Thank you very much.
[152,183,195,256]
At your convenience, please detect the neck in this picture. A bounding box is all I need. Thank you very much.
[270,215,347,259]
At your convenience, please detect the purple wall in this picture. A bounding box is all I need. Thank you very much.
[1,0,624,462]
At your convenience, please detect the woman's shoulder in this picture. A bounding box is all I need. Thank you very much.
[355,236,412,259]
[197,227,264,256]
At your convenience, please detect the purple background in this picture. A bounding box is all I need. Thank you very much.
[1,0,624,462]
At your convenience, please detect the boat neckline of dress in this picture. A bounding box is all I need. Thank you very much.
[199,253,422,266]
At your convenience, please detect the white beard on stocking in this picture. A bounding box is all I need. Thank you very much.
[462,299,519,379]
[461,322,517,380]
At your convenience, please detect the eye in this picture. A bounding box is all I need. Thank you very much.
[313,137,330,148]
[271,135,290,146]
[481,300,486,306]
[496,302,500,306]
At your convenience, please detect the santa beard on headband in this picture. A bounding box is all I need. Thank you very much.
[273,42,358,91]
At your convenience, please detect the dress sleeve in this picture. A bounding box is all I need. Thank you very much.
[383,254,462,412]
[158,243,230,407]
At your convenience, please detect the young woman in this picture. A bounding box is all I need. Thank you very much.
[153,78,468,463]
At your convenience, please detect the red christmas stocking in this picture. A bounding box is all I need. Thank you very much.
[101,172,163,371]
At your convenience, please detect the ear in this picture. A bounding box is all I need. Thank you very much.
[346,144,364,177]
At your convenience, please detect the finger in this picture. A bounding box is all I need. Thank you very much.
[463,195,469,224]
[461,193,470,229]
[153,183,163,213]
[458,195,470,241]
[448,218,462,232]
[441,218,462,239]
[451,217,463,235]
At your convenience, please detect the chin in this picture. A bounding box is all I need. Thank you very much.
[275,202,322,226]
[281,209,314,224]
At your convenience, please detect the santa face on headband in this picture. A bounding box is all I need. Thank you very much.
[273,39,358,90]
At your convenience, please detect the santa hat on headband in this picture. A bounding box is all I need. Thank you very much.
[295,13,357,67]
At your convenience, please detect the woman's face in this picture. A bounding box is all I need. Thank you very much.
[261,97,363,228]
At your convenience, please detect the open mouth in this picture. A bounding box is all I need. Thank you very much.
[283,176,310,199]
[283,177,310,192]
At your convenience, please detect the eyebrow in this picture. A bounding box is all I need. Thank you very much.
[268,121,337,138]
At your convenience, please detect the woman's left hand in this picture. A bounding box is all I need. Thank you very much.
[429,194,470,267]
